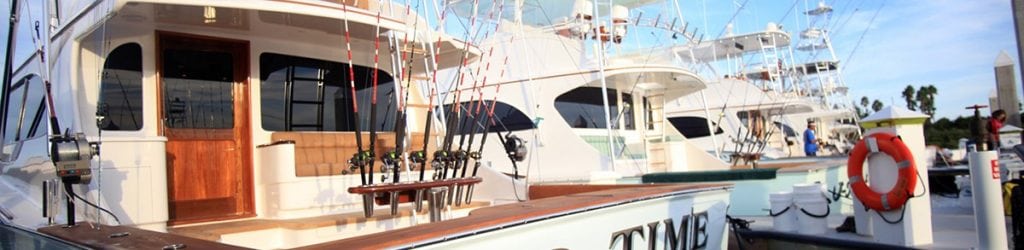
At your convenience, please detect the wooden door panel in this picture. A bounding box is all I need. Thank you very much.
[166,140,237,199]
[159,32,253,224]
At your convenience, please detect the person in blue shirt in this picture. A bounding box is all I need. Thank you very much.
[804,122,819,156]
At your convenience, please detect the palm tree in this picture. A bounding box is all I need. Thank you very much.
[871,100,884,112]
[902,85,917,111]
[916,85,937,117]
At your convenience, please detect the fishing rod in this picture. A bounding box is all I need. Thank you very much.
[367,0,384,184]
[453,0,505,181]
[341,2,370,186]
[438,0,481,180]
[463,51,510,204]
[392,5,428,184]
[452,46,493,179]
[458,46,495,179]
[415,0,452,182]
[455,44,502,204]
[737,83,774,159]
[380,0,421,184]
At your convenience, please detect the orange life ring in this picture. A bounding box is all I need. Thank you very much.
[846,132,918,211]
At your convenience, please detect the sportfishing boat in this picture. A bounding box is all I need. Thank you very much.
[663,1,859,163]
[0,0,733,249]
[437,0,730,183]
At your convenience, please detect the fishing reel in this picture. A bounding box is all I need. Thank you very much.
[379,150,400,183]
[51,132,100,184]
[431,151,449,180]
[452,150,468,165]
[503,134,528,162]
[409,150,427,170]
[347,150,372,174]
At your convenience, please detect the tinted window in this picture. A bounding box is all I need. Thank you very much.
[260,53,395,132]
[554,87,618,129]
[774,121,797,137]
[98,43,143,130]
[442,100,535,134]
[668,116,724,138]
[162,48,235,129]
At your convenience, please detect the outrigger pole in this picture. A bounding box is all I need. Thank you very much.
[341,3,369,186]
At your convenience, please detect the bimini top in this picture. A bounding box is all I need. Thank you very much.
[446,0,662,28]
[673,28,791,63]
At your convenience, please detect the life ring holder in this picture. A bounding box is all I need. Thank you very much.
[847,132,918,212]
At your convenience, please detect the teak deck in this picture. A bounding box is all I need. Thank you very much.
[300,183,731,249]
[168,201,490,241]
[38,183,729,249]
[38,224,247,250]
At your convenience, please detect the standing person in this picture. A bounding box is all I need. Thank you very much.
[989,109,1007,149]
[804,121,819,156]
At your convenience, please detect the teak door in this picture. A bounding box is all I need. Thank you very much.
[158,32,253,224]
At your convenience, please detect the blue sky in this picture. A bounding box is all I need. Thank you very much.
[686,0,1021,120]
[1,0,1019,120]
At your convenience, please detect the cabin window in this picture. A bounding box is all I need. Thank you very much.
[98,43,143,131]
[441,101,535,134]
[162,49,235,129]
[260,53,395,132]
[773,121,797,137]
[2,75,45,145]
[668,116,723,138]
[554,87,619,129]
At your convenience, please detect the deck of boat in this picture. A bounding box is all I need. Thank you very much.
[35,183,731,249]
[299,183,731,249]
[168,201,491,241]
[38,224,247,250]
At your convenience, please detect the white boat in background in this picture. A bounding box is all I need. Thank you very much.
[662,1,860,163]
[440,0,729,183]
[0,0,733,249]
